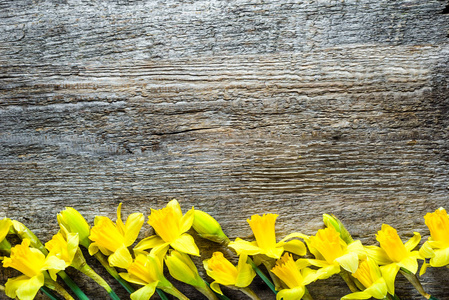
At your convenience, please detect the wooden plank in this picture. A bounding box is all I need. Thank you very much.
[1,0,449,299]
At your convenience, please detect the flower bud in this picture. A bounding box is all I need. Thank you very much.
[192,210,230,245]
[323,214,354,244]
[57,207,91,249]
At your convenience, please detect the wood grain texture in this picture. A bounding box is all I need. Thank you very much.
[1,0,449,299]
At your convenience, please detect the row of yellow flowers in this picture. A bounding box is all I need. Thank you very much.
[0,200,448,300]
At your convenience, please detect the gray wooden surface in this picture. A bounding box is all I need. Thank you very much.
[1,0,449,299]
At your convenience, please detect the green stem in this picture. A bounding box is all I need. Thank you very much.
[94,252,135,294]
[78,263,120,300]
[156,288,171,300]
[247,257,277,294]
[41,286,61,300]
[58,271,90,300]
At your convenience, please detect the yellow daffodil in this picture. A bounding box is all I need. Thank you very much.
[299,227,366,280]
[2,239,66,300]
[203,251,256,296]
[228,214,306,259]
[166,250,218,300]
[192,210,230,244]
[342,258,388,300]
[57,207,91,248]
[45,231,79,278]
[365,224,421,295]
[271,253,318,300]
[120,254,188,300]
[89,203,144,269]
[134,199,199,257]
[419,207,449,273]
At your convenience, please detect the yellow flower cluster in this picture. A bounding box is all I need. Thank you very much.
[0,201,448,300]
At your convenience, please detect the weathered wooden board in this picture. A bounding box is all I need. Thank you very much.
[1,0,449,299]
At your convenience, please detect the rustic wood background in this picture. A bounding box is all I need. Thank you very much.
[1,0,449,299]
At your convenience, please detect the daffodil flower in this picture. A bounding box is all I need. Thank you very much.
[203,252,257,299]
[2,239,67,300]
[46,228,120,300]
[299,227,366,280]
[342,258,388,300]
[120,253,188,300]
[134,199,199,257]
[228,214,306,259]
[89,203,144,269]
[419,207,449,273]
[166,250,218,300]
[365,224,421,295]
[271,253,318,300]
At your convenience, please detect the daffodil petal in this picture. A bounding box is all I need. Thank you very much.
[315,264,340,280]
[430,247,449,267]
[278,232,309,243]
[180,207,195,234]
[0,218,12,241]
[5,275,30,299]
[404,232,421,252]
[281,239,307,256]
[341,291,372,300]
[109,245,133,269]
[42,255,67,280]
[335,252,359,273]
[171,233,200,256]
[364,278,388,299]
[398,256,418,274]
[124,212,144,247]
[130,282,159,300]
[365,245,392,265]
[133,235,166,255]
[276,286,305,300]
[210,281,223,295]
[419,241,434,259]
[228,238,262,256]
[119,273,148,286]
[88,242,99,256]
[116,203,125,236]
[419,261,430,276]
[302,267,319,285]
[6,274,44,300]
[379,263,399,295]
[347,240,367,259]
[235,254,256,288]
[149,243,171,257]
[301,258,332,268]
